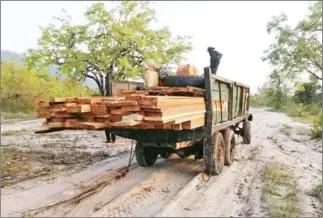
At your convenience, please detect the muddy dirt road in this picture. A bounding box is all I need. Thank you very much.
[1,108,322,217]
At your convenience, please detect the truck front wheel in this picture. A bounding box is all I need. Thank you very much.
[203,132,225,175]
[135,142,158,167]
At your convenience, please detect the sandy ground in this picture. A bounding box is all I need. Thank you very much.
[1,108,322,217]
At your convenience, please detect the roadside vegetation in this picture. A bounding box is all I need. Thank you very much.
[311,182,322,203]
[250,1,322,139]
[1,129,27,136]
[262,163,299,217]
[1,61,90,115]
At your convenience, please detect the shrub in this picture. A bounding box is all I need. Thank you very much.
[311,110,322,139]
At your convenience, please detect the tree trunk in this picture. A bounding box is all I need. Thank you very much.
[99,85,105,96]
[104,72,116,143]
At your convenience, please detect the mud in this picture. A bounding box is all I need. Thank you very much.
[1,108,322,217]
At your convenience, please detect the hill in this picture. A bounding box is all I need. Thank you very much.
[1,50,25,66]
[1,50,97,89]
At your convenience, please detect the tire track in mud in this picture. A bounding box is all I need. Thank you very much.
[156,112,267,217]
[91,159,203,217]
[5,109,278,217]
[86,110,264,217]
[156,159,252,217]
[35,158,203,217]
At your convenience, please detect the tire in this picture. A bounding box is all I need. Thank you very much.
[203,132,225,175]
[162,75,205,89]
[243,121,251,144]
[223,129,236,165]
[135,142,158,167]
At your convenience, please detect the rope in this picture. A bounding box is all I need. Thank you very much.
[126,140,135,173]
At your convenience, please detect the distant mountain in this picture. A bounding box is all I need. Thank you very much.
[1,50,96,88]
[1,50,25,66]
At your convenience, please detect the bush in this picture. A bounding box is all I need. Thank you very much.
[1,62,90,113]
[311,110,322,139]
[287,103,308,117]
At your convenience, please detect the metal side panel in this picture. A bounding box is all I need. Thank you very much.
[204,67,214,136]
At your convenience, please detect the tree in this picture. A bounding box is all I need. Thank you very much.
[264,70,289,110]
[26,1,192,96]
[262,1,322,81]
[294,76,321,105]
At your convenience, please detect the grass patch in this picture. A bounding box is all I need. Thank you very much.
[1,129,27,136]
[1,147,54,187]
[262,163,299,217]
[279,124,292,136]
[1,111,36,121]
[310,182,322,203]
[1,146,110,187]
[295,127,312,136]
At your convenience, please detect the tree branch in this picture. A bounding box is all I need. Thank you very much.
[304,67,322,80]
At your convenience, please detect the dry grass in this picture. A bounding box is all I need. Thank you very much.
[1,112,36,124]
[1,129,27,136]
[1,146,110,187]
[310,182,322,203]
[1,147,51,187]
[262,163,299,217]
[279,124,292,136]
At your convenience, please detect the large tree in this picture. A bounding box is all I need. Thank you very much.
[262,1,322,81]
[26,1,192,95]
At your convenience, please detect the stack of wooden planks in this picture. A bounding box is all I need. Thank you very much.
[35,86,206,131]
[121,86,205,97]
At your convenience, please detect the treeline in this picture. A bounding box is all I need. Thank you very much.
[252,1,322,138]
[1,61,90,113]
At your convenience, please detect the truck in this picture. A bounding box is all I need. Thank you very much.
[109,67,253,175]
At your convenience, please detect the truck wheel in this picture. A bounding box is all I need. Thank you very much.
[224,129,236,165]
[203,132,225,175]
[243,121,251,144]
[135,142,158,167]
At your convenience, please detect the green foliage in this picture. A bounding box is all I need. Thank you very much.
[258,1,322,134]
[311,110,322,139]
[250,72,290,110]
[262,1,322,81]
[88,88,102,97]
[1,62,90,113]
[26,1,192,95]
[294,77,321,105]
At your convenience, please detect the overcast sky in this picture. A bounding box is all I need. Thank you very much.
[1,1,311,93]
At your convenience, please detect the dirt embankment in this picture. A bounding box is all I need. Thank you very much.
[1,108,322,217]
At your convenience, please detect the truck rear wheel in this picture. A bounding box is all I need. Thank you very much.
[224,129,236,165]
[203,132,225,175]
[243,121,251,144]
[135,142,158,167]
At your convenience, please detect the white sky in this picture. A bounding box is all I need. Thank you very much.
[1,1,311,93]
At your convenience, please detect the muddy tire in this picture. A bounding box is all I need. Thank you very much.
[135,142,158,167]
[243,121,251,144]
[203,132,225,175]
[224,129,236,165]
